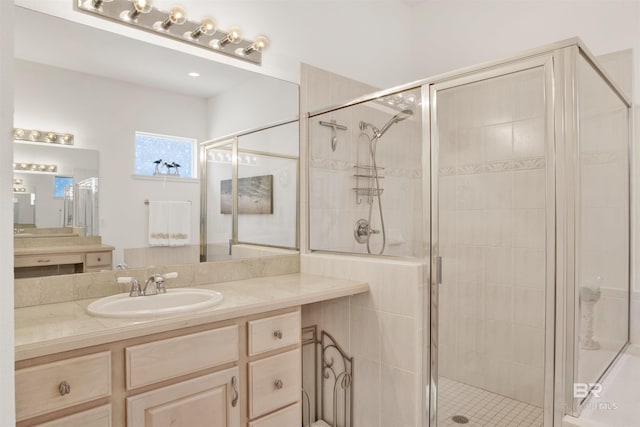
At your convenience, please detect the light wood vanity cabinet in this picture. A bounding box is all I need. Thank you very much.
[246,310,302,426]
[16,307,302,427]
[84,251,113,272]
[14,247,114,277]
[15,352,112,421]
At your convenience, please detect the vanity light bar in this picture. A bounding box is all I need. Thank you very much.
[13,178,23,185]
[13,128,74,145]
[77,0,268,66]
[13,163,58,173]
[13,187,27,193]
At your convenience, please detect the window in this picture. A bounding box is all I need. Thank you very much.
[53,176,73,198]
[134,132,196,178]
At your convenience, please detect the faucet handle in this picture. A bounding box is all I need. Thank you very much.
[155,272,176,294]
[118,277,142,297]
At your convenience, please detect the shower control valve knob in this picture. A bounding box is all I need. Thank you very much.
[354,218,371,244]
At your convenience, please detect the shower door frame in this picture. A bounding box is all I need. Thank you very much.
[427,54,557,427]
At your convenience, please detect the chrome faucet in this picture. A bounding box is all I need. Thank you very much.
[118,272,177,297]
[143,274,167,296]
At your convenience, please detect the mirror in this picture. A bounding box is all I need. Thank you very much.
[13,6,299,272]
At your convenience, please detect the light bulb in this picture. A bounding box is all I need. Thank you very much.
[122,0,152,21]
[13,128,25,139]
[158,6,187,30]
[89,0,113,10]
[212,26,242,48]
[187,17,215,39]
[62,134,73,144]
[29,130,41,141]
[242,35,269,55]
[46,132,58,142]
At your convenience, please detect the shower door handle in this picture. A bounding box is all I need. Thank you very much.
[434,256,442,285]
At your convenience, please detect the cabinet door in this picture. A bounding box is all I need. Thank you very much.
[127,367,240,427]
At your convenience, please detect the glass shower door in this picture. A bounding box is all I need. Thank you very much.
[430,60,552,426]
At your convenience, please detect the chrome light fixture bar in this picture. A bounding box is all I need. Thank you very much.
[13,128,74,145]
[77,0,268,65]
[13,162,58,173]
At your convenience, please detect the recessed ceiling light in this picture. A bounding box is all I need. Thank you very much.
[188,72,200,77]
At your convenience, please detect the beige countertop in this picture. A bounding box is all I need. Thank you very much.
[15,273,369,361]
[14,244,115,256]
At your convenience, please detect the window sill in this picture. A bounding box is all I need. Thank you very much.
[131,174,199,183]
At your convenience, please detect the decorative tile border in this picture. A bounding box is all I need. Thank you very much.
[581,150,627,166]
[439,157,546,176]
[311,157,422,178]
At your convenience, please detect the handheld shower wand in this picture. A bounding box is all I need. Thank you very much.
[356,108,414,255]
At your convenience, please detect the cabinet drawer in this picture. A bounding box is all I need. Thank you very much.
[15,253,83,268]
[248,311,300,356]
[85,251,112,267]
[16,352,111,421]
[126,325,239,390]
[249,348,301,419]
[249,402,301,427]
[33,404,111,427]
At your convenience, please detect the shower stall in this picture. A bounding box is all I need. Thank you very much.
[306,38,631,426]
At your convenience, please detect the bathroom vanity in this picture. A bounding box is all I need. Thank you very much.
[14,274,368,427]
[14,233,114,278]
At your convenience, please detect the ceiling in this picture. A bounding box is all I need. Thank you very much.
[14,6,283,99]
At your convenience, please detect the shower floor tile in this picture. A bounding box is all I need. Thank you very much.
[437,377,543,426]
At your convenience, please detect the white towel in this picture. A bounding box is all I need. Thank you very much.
[148,201,191,247]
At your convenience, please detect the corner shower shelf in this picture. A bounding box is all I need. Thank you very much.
[353,164,384,203]
[352,187,384,197]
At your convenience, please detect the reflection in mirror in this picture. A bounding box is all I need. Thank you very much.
[202,140,234,261]
[201,119,299,262]
[13,6,299,274]
[13,142,99,234]
[237,121,299,249]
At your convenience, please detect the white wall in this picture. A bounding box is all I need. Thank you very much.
[410,0,640,103]
[207,75,298,140]
[14,60,208,265]
[0,2,15,424]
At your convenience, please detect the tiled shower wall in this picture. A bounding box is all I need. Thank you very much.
[305,65,423,257]
[436,68,547,407]
[301,254,424,427]
[300,63,427,427]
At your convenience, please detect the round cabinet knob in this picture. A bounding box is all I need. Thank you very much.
[58,381,71,396]
[97,257,101,262]
[274,379,283,390]
[273,330,283,339]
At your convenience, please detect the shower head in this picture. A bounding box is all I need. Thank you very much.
[377,109,413,139]
[359,109,413,140]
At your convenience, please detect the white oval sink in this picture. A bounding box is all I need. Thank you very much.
[87,288,223,318]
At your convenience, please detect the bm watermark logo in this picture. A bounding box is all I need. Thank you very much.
[573,382,602,398]
[572,383,618,410]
